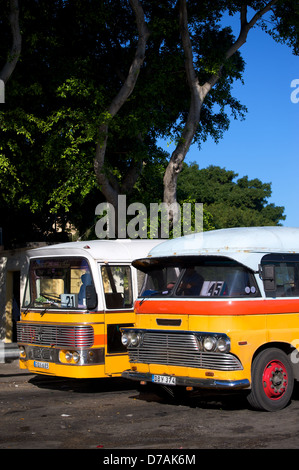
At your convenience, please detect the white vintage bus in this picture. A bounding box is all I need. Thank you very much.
[17,239,161,378]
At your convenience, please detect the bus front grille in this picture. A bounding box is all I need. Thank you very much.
[128,331,243,371]
[17,323,94,348]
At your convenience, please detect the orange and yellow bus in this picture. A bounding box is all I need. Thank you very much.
[17,239,160,379]
[121,227,299,411]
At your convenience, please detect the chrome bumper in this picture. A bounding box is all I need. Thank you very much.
[122,370,250,390]
[19,344,105,365]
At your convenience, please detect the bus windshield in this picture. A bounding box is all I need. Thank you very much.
[23,257,94,310]
[138,256,260,298]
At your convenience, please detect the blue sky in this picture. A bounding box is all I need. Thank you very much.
[161,18,298,227]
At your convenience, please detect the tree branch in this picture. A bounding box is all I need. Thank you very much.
[240,3,247,29]
[203,0,279,91]
[163,0,279,213]
[94,0,150,208]
[0,0,22,84]
[163,0,203,209]
[247,0,278,29]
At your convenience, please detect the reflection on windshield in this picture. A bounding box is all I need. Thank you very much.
[139,258,260,299]
[141,266,182,297]
[23,257,94,310]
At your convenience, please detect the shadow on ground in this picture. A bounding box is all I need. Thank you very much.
[27,372,299,412]
[29,374,137,394]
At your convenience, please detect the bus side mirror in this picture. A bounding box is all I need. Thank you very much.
[260,264,276,292]
[86,285,98,310]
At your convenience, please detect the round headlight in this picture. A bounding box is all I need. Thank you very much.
[121,332,130,346]
[65,351,73,362]
[130,332,140,347]
[203,336,217,352]
[216,337,229,353]
[72,351,80,363]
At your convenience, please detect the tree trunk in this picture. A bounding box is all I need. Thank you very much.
[94,0,150,235]
[163,0,205,225]
[0,0,21,84]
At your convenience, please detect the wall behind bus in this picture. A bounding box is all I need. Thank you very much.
[0,244,46,343]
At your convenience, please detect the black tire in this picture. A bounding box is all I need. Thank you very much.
[247,348,294,411]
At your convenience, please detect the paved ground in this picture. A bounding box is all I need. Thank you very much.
[1,358,299,456]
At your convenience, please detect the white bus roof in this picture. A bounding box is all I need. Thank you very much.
[26,239,162,263]
[145,227,299,271]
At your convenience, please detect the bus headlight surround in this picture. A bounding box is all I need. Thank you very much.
[121,330,142,347]
[198,334,231,353]
[216,337,230,353]
[60,350,81,363]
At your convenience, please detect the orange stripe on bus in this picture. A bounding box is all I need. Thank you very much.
[136,298,299,316]
[93,334,106,346]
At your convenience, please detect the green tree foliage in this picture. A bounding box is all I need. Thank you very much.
[177,162,285,228]
[0,0,296,245]
[0,0,247,244]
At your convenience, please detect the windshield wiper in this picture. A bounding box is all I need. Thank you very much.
[33,300,60,315]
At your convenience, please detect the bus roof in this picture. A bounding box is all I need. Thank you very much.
[145,227,299,271]
[26,239,161,263]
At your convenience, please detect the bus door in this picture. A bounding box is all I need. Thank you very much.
[100,263,135,375]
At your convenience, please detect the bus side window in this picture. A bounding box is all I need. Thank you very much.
[101,265,133,309]
[274,263,299,297]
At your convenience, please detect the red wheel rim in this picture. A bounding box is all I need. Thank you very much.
[262,359,288,400]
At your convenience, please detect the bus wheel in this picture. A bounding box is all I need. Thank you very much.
[247,348,294,411]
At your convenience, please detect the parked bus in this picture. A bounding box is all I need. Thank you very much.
[121,227,299,411]
[17,239,161,379]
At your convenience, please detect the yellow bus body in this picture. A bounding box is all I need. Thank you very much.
[18,310,134,378]
[121,227,299,411]
[18,239,160,379]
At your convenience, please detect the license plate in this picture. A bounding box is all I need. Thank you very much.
[34,361,49,370]
[152,374,176,386]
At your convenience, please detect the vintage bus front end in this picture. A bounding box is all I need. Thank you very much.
[121,254,256,391]
[17,252,109,378]
[17,239,160,379]
[122,228,299,411]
